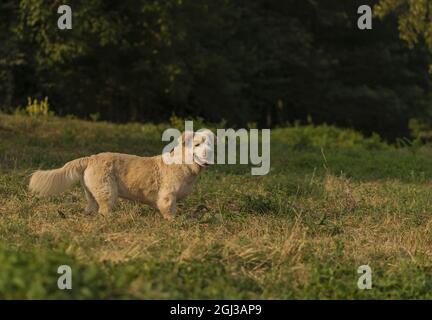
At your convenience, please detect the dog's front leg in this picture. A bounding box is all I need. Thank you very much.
[157,193,176,220]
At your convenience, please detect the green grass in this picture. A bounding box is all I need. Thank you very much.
[1,113,432,299]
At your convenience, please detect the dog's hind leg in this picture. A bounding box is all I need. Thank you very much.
[84,166,118,217]
[81,177,98,214]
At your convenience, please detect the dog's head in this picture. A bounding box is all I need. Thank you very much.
[177,130,216,167]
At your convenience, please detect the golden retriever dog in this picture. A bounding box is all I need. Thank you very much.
[29,130,215,220]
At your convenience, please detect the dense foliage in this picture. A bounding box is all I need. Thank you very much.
[1,0,432,139]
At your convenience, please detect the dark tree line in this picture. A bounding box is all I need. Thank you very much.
[1,0,431,139]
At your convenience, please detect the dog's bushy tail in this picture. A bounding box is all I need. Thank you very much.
[29,157,90,196]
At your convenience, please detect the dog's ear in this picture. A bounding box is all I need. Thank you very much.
[178,131,194,146]
[197,129,216,145]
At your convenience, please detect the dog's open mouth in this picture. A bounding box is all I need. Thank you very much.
[194,155,211,167]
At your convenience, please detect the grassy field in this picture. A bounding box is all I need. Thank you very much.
[1,113,432,299]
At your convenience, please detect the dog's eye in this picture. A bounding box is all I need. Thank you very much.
[194,143,200,147]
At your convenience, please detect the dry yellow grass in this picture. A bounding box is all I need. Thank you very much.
[1,114,432,298]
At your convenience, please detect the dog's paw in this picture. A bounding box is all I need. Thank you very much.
[162,213,175,221]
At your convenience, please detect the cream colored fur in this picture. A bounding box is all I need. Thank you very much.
[29,133,213,219]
